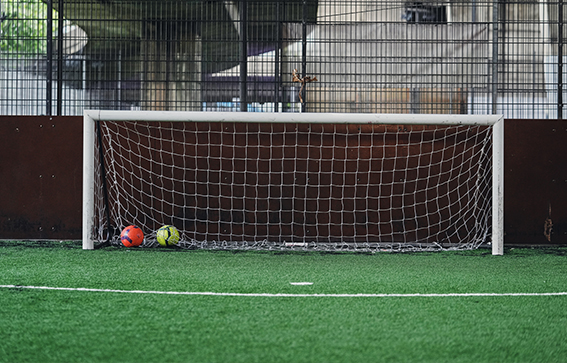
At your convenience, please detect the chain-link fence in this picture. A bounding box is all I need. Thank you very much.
[0,0,565,118]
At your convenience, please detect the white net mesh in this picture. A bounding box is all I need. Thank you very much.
[92,116,494,251]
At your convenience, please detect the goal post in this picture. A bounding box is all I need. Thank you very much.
[83,111,96,251]
[83,111,504,254]
[492,117,504,255]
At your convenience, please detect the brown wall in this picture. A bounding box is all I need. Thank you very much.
[505,120,567,245]
[0,116,83,240]
[0,116,565,245]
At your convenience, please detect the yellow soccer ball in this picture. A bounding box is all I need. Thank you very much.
[156,225,180,247]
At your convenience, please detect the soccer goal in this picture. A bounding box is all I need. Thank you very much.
[83,111,504,254]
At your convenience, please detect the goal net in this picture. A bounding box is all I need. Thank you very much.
[83,111,503,254]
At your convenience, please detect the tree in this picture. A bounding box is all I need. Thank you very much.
[0,0,60,54]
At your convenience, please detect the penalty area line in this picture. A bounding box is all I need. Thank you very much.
[1,285,567,298]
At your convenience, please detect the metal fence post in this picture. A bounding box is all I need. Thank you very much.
[301,0,307,113]
[492,0,499,115]
[559,0,563,119]
[46,0,53,115]
[239,0,248,112]
[274,1,281,112]
[57,0,63,116]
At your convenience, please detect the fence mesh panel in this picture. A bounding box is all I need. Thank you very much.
[0,0,565,118]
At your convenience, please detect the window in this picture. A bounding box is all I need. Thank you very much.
[403,2,447,23]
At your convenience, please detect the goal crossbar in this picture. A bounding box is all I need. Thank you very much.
[83,111,504,255]
[85,110,500,126]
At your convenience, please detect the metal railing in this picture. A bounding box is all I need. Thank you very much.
[0,0,564,118]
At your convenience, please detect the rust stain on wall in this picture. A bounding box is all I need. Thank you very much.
[544,203,553,242]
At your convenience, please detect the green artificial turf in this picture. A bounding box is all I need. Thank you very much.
[1,243,566,363]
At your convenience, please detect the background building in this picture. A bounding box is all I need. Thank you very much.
[0,0,565,118]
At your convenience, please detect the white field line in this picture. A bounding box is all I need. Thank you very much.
[1,284,567,298]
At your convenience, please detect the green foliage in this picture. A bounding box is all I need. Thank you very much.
[0,0,60,54]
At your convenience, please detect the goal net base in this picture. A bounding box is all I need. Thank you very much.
[160,240,490,253]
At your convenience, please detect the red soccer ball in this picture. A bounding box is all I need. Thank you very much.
[120,225,144,247]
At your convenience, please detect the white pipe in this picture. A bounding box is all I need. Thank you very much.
[492,117,505,255]
[84,110,503,126]
[82,112,95,250]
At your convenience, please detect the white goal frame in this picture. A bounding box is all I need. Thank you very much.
[83,111,504,255]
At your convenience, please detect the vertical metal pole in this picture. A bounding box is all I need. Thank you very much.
[470,0,477,114]
[281,2,290,113]
[492,118,504,255]
[492,0,499,114]
[46,0,53,115]
[301,0,307,113]
[83,112,96,250]
[239,0,248,112]
[558,0,563,119]
[472,0,477,22]
[533,52,536,119]
[274,2,281,112]
[118,50,122,110]
[165,28,171,111]
[82,56,87,109]
[57,0,64,116]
